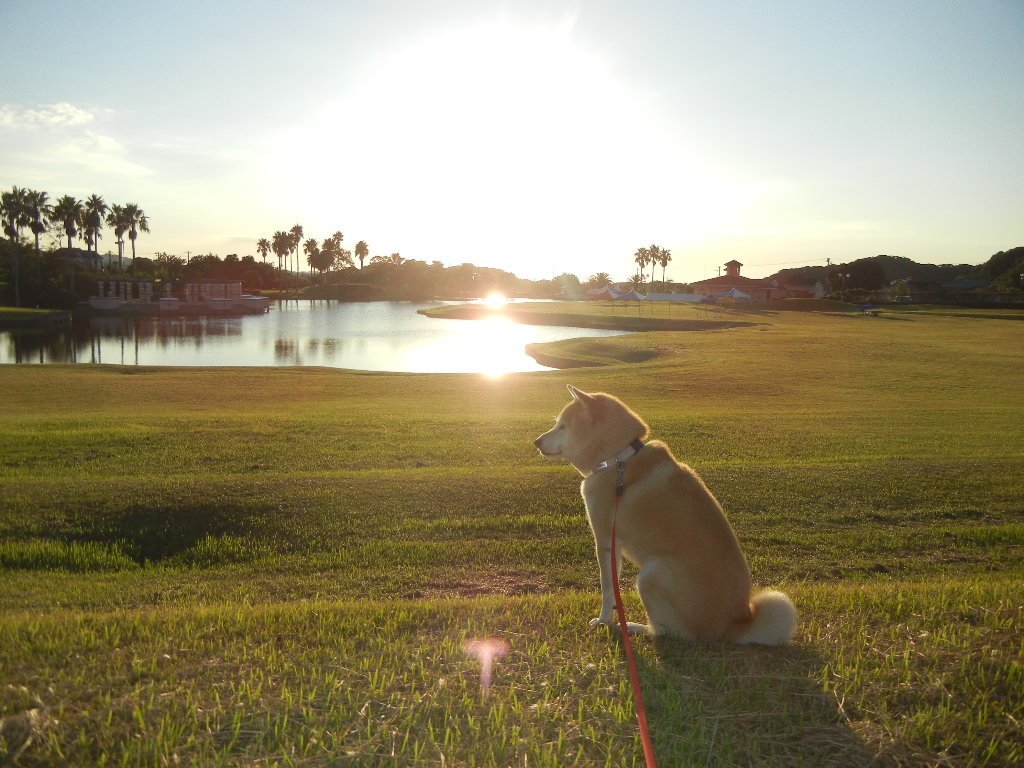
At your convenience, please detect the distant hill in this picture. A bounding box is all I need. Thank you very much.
[966,246,1024,289]
[770,254,977,286]
[870,254,976,283]
[769,264,830,286]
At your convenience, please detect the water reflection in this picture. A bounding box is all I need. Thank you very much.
[1,300,628,373]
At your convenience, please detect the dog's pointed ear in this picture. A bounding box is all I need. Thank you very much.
[567,385,595,407]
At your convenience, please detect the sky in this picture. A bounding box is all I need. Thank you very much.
[1,0,1021,283]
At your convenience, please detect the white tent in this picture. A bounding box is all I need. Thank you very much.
[616,289,646,301]
[586,284,620,300]
[587,288,617,301]
[721,288,752,301]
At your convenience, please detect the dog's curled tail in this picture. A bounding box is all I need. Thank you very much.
[737,590,798,646]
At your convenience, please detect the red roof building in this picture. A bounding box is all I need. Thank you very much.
[691,261,781,302]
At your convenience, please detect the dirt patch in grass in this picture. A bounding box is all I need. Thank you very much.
[403,568,550,599]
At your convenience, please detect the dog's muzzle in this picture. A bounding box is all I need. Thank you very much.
[534,436,556,456]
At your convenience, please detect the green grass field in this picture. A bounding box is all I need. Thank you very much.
[1,302,1021,766]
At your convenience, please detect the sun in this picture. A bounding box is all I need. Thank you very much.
[483,292,508,308]
[336,18,632,226]
[275,15,754,277]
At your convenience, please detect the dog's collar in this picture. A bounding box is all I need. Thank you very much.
[592,439,646,474]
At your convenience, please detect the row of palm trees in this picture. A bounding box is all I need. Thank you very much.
[634,244,673,289]
[255,226,370,276]
[2,185,149,305]
[2,186,149,263]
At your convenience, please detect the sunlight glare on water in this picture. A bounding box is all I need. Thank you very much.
[408,313,543,377]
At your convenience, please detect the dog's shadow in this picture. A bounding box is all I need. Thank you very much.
[624,636,883,767]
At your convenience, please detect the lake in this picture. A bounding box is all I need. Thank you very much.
[0,300,628,374]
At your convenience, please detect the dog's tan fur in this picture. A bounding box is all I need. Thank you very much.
[535,386,797,644]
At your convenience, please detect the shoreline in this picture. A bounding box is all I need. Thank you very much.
[417,302,762,333]
[0,308,71,330]
[523,342,604,368]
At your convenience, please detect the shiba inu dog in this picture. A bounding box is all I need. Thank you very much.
[534,385,797,644]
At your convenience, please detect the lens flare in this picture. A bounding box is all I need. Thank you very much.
[463,637,510,696]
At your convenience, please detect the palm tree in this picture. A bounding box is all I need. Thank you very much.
[106,204,129,269]
[327,231,344,270]
[355,240,369,270]
[82,194,109,257]
[303,237,319,267]
[15,188,34,243]
[50,195,84,249]
[289,224,303,273]
[272,230,291,271]
[25,189,50,256]
[646,244,662,290]
[2,186,35,243]
[655,247,672,288]
[50,195,86,292]
[585,272,612,290]
[1,186,25,242]
[319,235,337,271]
[634,247,650,288]
[25,190,50,297]
[123,203,149,273]
[256,237,271,263]
[321,234,354,273]
[1,186,29,306]
[307,238,337,277]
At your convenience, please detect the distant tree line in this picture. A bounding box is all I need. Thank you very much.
[3,180,698,307]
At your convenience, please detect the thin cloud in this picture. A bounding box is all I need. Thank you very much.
[52,131,153,178]
[0,101,153,183]
[0,102,97,127]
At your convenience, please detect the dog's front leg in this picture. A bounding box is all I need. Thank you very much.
[588,536,618,628]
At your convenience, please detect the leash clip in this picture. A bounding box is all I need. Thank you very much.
[615,460,626,497]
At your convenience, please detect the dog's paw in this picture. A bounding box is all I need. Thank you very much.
[589,617,650,636]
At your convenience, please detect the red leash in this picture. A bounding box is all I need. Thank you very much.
[612,464,658,768]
